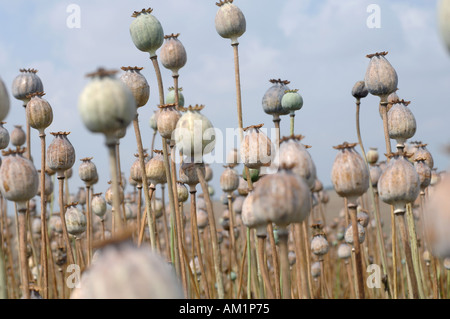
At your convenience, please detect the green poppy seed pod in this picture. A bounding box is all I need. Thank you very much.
[414,157,431,191]
[25,92,53,132]
[0,122,9,150]
[357,209,370,227]
[242,167,259,182]
[241,124,273,169]
[12,69,44,105]
[47,132,75,175]
[37,170,53,197]
[252,166,311,227]
[367,147,379,164]
[237,177,249,196]
[215,0,246,45]
[242,191,267,236]
[311,235,329,256]
[71,242,183,299]
[129,8,164,58]
[177,182,189,203]
[281,89,303,115]
[65,205,86,237]
[76,187,87,206]
[120,66,150,108]
[438,0,450,53]
[226,148,240,168]
[10,125,26,147]
[145,152,166,185]
[277,136,317,190]
[174,105,216,159]
[220,166,239,193]
[105,183,124,206]
[364,52,398,99]
[160,34,187,77]
[262,79,290,116]
[49,214,63,234]
[78,157,97,186]
[78,69,136,144]
[197,209,209,229]
[166,87,184,107]
[311,262,321,278]
[331,142,369,203]
[204,164,213,182]
[337,243,352,260]
[92,193,107,219]
[351,81,369,99]
[179,161,205,186]
[412,143,434,169]
[0,149,38,208]
[387,100,416,145]
[149,110,159,131]
[157,104,181,140]
[233,196,244,215]
[0,77,10,121]
[370,164,382,188]
[378,152,420,213]
[345,223,365,245]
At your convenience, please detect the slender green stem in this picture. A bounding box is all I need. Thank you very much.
[290,114,295,136]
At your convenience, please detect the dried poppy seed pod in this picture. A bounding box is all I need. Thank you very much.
[311,235,329,256]
[174,105,216,159]
[166,87,184,107]
[32,218,41,236]
[345,223,365,245]
[49,214,63,234]
[370,164,382,188]
[25,92,53,132]
[78,157,97,186]
[145,152,166,185]
[151,198,163,219]
[157,104,181,140]
[179,161,205,186]
[387,100,416,145]
[105,183,124,206]
[351,81,369,99]
[414,157,431,191]
[37,170,53,197]
[311,262,321,278]
[241,124,273,169]
[197,209,209,229]
[177,182,189,203]
[262,79,290,116]
[65,205,87,237]
[331,142,369,203]
[129,8,164,58]
[47,132,76,176]
[215,0,246,45]
[149,110,159,131]
[364,52,398,99]
[71,242,184,299]
[120,66,150,108]
[242,191,267,237]
[91,193,107,219]
[357,209,370,227]
[378,151,420,213]
[438,0,450,53]
[233,196,245,215]
[226,148,240,168]
[12,69,44,105]
[160,34,187,77]
[0,149,38,208]
[337,243,352,260]
[412,143,434,169]
[281,89,303,115]
[76,187,86,206]
[220,166,239,193]
[237,177,249,196]
[78,68,136,144]
[130,155,145,185]
[0,122,9,150]
[0,77,10,121]
[10,125,26,147]
[204,164,213,182]
[367,147,379,165]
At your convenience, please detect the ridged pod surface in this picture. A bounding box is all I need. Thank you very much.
[160,34,187,76]
[47,132,75,174]
[10,125,25,147]
[262,79,290,116]
[92,193,107,219]
[79,157,97,186]
[120,67,149,108]
[364,52,398,98]
[145,152,166,185]
[157,104,181,140]
[215,0,246,45]
[12,69,44,104]
[0,122,9,149]
[387,100,416,144]
[26,93,53,132]
[220,166,239,193]
[165,87,184,107]
[65,205,87,236]
[240,124,273,169]
[129,9,164,58]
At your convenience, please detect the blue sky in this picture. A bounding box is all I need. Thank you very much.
[0,0,449,208]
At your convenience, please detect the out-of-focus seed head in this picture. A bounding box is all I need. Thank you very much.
[120,66,149,108]
[351,81,369,99]
[345,223,365,245]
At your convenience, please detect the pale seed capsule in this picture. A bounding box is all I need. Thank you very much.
[366,147,379,165]
[160,34,187,77]
[12,69,44,104]
[313,179,323,193]
[208,185,215,197]
[179,161,205,187]
[91,193,107,219]
[226,148,240,168]
[177,182,189,203]
[149,110,159,131]
[262,79,290,116]
[387,100,416,145]
[129,8,164,58]
[47,132,76,175]
[10,125,26,147]
[76,187,86,206]
[65,167,73,179]
[25,92,53,132]
[237,177,249,196]
[241,124,273,169]
[412,143,434,169]
[0,122,9,150]
[364,52,398,98]
[438,0,450,53]
[79,157,97,186]
[351,81,369,99]
[204,164,213,182]
[31,218,41,236]
[71,242,183,299]
[152,198,163,219]
[65,205,87,237]
[190,256,201,276]
[337,243,352,260]
[120,66,149,108]
[331,142,369,203]
[197,209,209,229]
[288,251,296,266]
[146,152,166,185]
[105,183,124,206]
[242,191,267,237]
[49,214,63,234]
[130,156,144,185]
[281,89,303,115]
[345,223,365,245]
[0,77,10,121]
[414,157,431,191]
[233,196,245,215]
[220,166,239,193]
[357,209,370,228]
[311,262,321,278]
[29,198,37,216]
[197,196,207,211]
[157,104,180,140]
[215,0,246,45]
[319,190,329,204]
[311,235,329,256]
[166,87,185,107]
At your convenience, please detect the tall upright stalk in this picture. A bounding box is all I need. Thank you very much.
[39,132,49,298]
[17,205,29,299]
[278,227,290,299]
[57,175,75,266]
[85,185,92,266]
[348,202,365,299]
[106,140,123,233]
[257,235,274,299]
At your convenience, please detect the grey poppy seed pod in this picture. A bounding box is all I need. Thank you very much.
[151,198,163,219]
[345,223,365,245]
[237,177,249,196]
[166,87,185,107]
[47,132,75,175]
[412,144,434,169]
[160,34,187,76]
[37,170,53,197]
[157,104,180,140]
[319,190,329,204]
[311,262,321,278]
[240,124,273,169]
[337,243,352,260]
[370,164,382,188]
[364,52,398,99]
[215,0,246,45]
[91,193,107,219]
[226,148,240,168]
[367,147,379,164]
[120,67,149,108]
[26,92,53,132]
[262,79,290,116]
[331,142,369,203]
[179,161,205,186]
[351,81,369,99]
[387,101,416,145]
[65,205,86,237]
[313,179,323,193]
[32,217,41,235]
[438,0,450,53]
[76,187,86,206]
[123,202,135,220]
[0,77,10,122]
[414,157,431,190]
[66,168,73,179]
[232,196,245,215]
[71,242,183,299]
[220,166,239,193]
[385,91,399,116]
[311,235,329,256]
[149,110,159,131]
[130,157,144,185]
[79,157,97,186]
[49,214,63,234]
[145,152,166,185]
[0,122,9,150]
[10,125,26,147]
[357,209,370,227]
[129,8,164,58]
[197,209,209,229]
[12,69,44,105]
[204,164,213,182]
[105,184,124,206]
[242,191,267,237]
[177,182,189,203]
